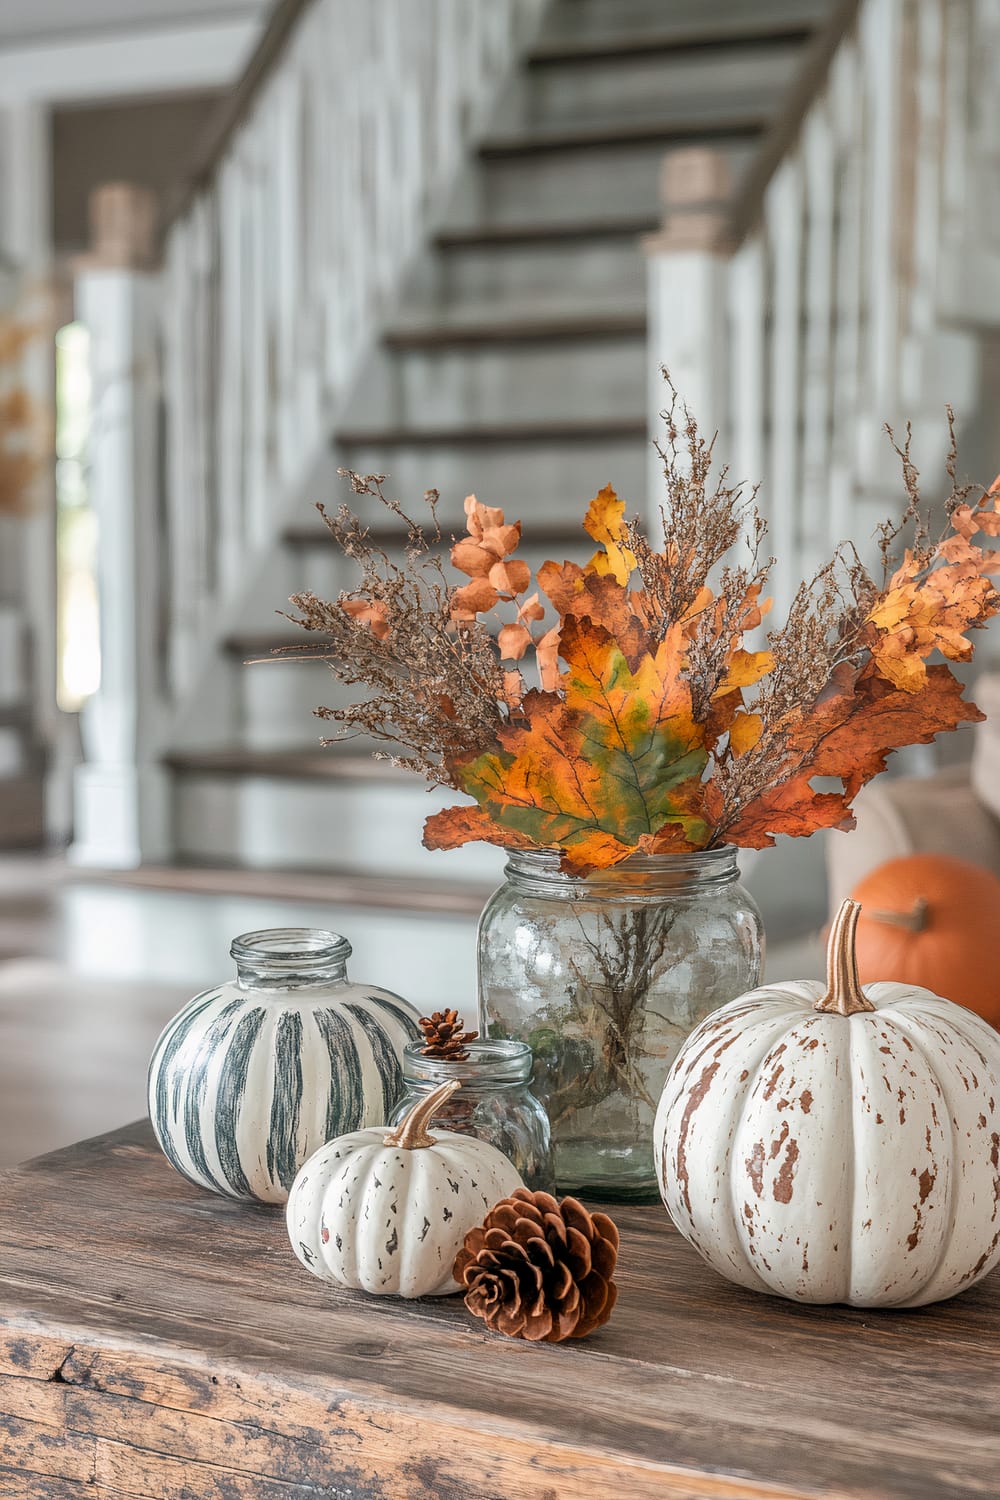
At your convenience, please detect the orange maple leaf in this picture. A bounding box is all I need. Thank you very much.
[722,662,982,848]
[425,618,711,871]
[423,802,534,854]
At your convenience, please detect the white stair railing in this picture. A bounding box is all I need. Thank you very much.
[646,0,1000,617]
[72,0,543,867]
[160,0,542,697]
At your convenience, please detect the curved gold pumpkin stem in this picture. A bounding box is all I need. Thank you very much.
[814,899,875,1017]
[383,1079,461,1150]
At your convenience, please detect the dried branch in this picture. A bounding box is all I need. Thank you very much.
[276,474,507,786]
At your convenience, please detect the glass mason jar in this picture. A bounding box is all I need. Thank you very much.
[477,848,763,1203]
[387,1039,554,1192]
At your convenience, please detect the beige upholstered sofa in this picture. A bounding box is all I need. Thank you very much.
[825,674,1000,912]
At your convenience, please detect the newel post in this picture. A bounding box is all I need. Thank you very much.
[642,148,734,509]
[69,184,171,868]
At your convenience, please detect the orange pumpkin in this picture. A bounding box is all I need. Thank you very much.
[850,854,1000,1027]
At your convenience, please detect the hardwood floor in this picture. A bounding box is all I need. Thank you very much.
[0,852,823,1170]
[0,852,480,1168]
[0,854,193,1168]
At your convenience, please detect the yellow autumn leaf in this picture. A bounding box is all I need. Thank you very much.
[713,648,775,695]
[582,484,637,587]
[728,711,764,757]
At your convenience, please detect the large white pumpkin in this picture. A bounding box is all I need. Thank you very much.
[287,1080,524,1297]
[654,901,1000,1307]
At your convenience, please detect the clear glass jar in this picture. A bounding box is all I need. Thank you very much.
[386,1039,554,1192]
[477,848,763,1203]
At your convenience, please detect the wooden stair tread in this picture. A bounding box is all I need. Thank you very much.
[164,746,405,783]
[527,17,820,66]
[223,633,330,659]
[384,309,646,350]
[330,417,647,450]
[479,112,768,159]
[74,861,492,917]
[281,516,593,550]
[434,216,659,250]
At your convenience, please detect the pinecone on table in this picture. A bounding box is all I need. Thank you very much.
[418,1008,478,1061]
[453,1187,620,1343]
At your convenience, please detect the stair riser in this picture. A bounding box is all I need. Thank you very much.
[174,771,507,885]
[479,139,754,224]
[334,437,647,523]
[239,660,334,752]
[393,337,646,427]
[437,238,645,306]
[524,43,802,126]
[288,536,593,599]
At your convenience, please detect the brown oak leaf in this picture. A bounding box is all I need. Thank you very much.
[722,662,982,848]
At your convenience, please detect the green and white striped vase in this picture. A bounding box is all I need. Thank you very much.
[148,928,421,1204]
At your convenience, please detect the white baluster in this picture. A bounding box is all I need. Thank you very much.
[828,39,864,551]
[728,236,766,516]
[766,156,804,615]
[800,106,836,582]
[643,148,734,517]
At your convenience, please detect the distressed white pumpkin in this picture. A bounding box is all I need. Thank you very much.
[287,1080,524,1297]
[654,901,1000,1307]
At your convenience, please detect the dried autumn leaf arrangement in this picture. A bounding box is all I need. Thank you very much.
[277,378,1000,872]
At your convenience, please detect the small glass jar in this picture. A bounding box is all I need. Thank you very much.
[478,848,763,1203]
[387,1039,554,1192]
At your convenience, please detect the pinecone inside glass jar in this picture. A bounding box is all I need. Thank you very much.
[418,1008,478,1062]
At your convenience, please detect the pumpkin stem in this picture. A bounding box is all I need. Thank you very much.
[814,899,876,1017]
[868,897,930,934]
[383,1079,461,1150]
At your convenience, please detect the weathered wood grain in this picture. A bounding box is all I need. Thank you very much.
[0,1121,998,1498]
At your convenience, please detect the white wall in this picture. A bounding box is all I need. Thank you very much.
[0,8,264,261]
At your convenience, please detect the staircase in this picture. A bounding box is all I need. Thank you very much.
[72,0,1000,943]
[96,0,830,909]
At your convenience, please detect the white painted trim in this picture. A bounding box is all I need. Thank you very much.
[0,17,259,104]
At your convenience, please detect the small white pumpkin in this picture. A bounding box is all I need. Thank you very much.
[654,900,1000,1307]
[286,1080,524,1297]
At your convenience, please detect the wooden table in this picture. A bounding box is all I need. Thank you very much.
[0,1123,997,1499]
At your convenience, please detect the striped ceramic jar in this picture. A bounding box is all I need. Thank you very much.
[148,928,421,1204]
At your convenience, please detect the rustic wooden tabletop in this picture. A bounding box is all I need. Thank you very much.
[0,1120,997,1499]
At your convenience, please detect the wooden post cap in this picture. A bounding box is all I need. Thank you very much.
[81,183,158,270]
[643,147,734,256]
